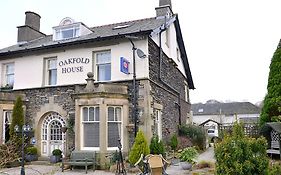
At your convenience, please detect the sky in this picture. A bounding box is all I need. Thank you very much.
[0,0,280,105]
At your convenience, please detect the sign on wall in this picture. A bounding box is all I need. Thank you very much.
[58,57,90,74]
[120,57,129,74]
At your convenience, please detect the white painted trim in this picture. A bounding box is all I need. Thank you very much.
[106,106,124,150]
[80,106,100,150]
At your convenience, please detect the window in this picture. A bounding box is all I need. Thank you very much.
[82,106,100,149]
[184,83,189,102]
[45,58,57,85]
[155,109,162,139]
[165,28,170,47]
[2,111,12,143]
[55,26,80,40]
[176,47,180,62]
[3,63,14,87]
[95,51,111,81]
[107,106,122,149]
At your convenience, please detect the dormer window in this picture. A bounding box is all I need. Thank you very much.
[55,26,80,40]
[53,17,92,41]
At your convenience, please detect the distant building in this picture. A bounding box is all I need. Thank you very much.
[191,101,260,129]
[0,0,194,165]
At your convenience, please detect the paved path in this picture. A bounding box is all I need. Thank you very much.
[0,147,216,175]
[197,146,216,163]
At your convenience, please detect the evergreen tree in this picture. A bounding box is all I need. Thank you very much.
[260,46,281,126]
[150,135,165,155]
[128,130,150,165]
[9,96,24,138]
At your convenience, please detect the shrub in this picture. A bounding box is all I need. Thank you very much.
[215,122,269,175]
[179,124,206,150]
[9,96,24,138]
[26,146,37,155]
[52,149,62,156]
[269,162,281,175]
[169,134,178,151]
[128,130,150,165]
[178,147,198,163]
[150,135,165,156]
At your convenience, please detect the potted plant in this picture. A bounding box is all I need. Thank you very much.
[178,147,198,170]
[50,149,62,163]
[25,146,38,162]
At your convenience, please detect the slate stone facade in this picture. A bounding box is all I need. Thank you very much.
[148,38,191,141]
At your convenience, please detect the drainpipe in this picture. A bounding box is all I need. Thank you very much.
[127,37,138,138]
[158,21,182,125]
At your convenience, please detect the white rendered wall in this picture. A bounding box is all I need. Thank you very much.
[0,38,149,89]
[151,23,187,78]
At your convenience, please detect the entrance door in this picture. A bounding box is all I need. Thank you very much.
[49,120,63,153]
[41,112,66,156]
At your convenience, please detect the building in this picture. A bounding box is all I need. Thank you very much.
[0,0,194,164]
[191,101,261,130]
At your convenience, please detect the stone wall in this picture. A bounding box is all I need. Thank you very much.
[148,37,191,141]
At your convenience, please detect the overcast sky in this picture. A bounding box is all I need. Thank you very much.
[0,0,280,104]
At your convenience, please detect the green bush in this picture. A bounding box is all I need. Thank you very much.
[179,124,206,150]
[179,147,198,163]
[128,130,150,165]
[269,162,281,175]
[150,135,165,155]
[26,146,37,155]
[215,122,269,175]
[169,134,178,151]
[52,149,62,156]
[9,96,24,138]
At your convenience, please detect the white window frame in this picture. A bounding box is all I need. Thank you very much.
[184,82,189,102]
[94,51,111,82]
[107,106,123,151]
[176,47,180,62]
[81,106,100,151]
[3,63,14,87]
[44,57,57,86]
[155,109,162,139]
[2,110,12,144]
[165,28,170,48]
[54,25,80,40]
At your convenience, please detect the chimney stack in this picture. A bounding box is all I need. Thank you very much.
[17,11,45,43]
[155,0,173,17]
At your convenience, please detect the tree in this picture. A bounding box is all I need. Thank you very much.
[128,130,150,165]
[9,96,24,138]
[150,135,165,155]
[260,46,281,126]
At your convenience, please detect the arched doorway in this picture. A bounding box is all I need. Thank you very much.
[41,112,66,156]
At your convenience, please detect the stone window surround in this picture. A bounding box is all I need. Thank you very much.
[153,103,163,139]
[75,97,129,154]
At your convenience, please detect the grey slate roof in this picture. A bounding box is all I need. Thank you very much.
[192,102,261,115]
[0,17,165,54]
[0,15,195,89]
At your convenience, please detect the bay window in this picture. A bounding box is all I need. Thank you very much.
[107,106,122,149]
[82,106,100,149]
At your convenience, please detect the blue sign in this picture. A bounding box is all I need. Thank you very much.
[31,137,36,145]
[120,57,130,74]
